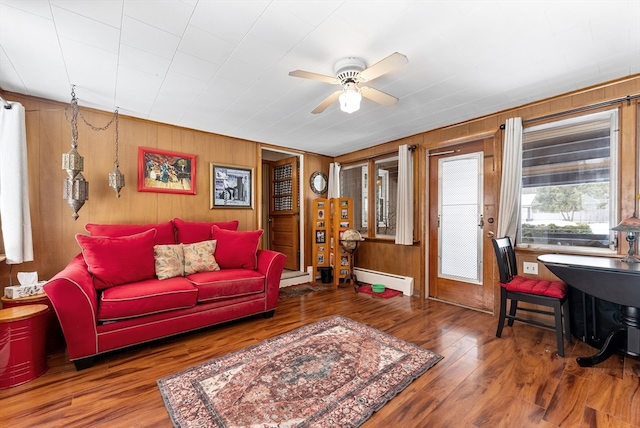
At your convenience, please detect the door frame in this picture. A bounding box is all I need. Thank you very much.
[260,147,305,271]
[424,134,498,314]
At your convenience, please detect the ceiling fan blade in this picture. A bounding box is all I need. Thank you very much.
[311,91,341,114]
[289,70,339,85]
[360,87,398,107]
[359,52,408,82]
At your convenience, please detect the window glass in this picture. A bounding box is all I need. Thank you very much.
[518,109,618,252]
[375,157,398,237]
[340,164,368,236]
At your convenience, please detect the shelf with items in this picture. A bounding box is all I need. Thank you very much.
[311,198,330,282]
[330,197,354,286]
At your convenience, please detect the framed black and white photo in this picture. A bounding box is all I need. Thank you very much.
[316,230,326,244]
[210,164,253,208]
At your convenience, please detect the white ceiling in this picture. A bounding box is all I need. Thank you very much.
[1,1,639,157]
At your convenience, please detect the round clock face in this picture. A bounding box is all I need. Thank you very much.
[310,171,328,194]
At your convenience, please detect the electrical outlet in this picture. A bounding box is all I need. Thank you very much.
[523,262,538,275]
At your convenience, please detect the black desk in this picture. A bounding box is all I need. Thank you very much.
[538,254,640,367]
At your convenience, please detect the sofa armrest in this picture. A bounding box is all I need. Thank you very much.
[43,253,100,360]
[256,249,286,311]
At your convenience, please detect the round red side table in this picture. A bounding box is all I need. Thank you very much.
[1,294,65,354]
[0,304,49,389]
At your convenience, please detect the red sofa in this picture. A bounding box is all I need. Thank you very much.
[44,218,286,370]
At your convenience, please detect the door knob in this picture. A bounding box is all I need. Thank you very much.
[487,231,495,238]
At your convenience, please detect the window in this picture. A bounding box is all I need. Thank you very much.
[340,163,368,236]
[518,109,618,252]
[340,156,399,239]
[375,157,398,237]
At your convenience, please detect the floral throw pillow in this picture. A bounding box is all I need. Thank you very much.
[154,244,185,280]
[183,240,220,275]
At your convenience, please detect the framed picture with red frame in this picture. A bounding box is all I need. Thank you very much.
[138,147,196,195]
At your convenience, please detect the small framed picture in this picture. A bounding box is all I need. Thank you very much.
[317,246,324,252]
[340,221,349,228]
[340,200,348,206]
[330,253,334,266]
[317,221,325,228]
[318,201,325,207]
[316,230,326,244]
[340,269,349,276]
[341,256,348,266]
[341,208,348,219]
[210,164,254,208]
[318,209,325,219]
[318,254,324,264]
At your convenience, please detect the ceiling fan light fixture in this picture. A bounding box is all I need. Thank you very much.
[339,83,361,114]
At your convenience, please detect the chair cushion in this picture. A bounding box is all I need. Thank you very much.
[85,221,176,245]
[76,229,157,290]
[501,275,567,298]
[187,269,265,303]
[98,277,198,321]
[173,217,239,244]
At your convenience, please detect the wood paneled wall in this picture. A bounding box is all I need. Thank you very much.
[0,92,330,292]
[336,75,640,308]
[2,74,639,306]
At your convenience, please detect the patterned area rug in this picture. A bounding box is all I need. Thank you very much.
[357,284,403,299]
[278,282,329,299]
[157,316,442,428]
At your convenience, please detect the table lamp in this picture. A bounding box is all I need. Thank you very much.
[611,213,640,263]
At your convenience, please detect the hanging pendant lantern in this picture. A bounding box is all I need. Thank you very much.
[108,109,125,197]
[109,162,125,198]
[62,87,89,220]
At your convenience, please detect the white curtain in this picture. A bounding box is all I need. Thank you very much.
[0,102,34,264]
[497,117,523,242]
[395,144,414,245]
[327,162,341,199]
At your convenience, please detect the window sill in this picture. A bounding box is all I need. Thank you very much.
[515,244,616,258]
[361,237,419,245]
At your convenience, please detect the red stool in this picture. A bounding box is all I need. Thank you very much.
[0,304,49,389]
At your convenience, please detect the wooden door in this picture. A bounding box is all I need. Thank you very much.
[269,157,299,270]
[428,139,495,311]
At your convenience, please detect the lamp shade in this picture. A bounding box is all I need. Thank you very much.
[611,214,640,233]
[339,83,361,114]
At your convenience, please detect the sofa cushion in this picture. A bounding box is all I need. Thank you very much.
[173,217,239,244]
[85,221,176,245]
[211,226,263,269]
[97,277,198,321]
[186,269,265,302]
[76,229,157,290]
[154,244,185,280]
[183,240,220,275]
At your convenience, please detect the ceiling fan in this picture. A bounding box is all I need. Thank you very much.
[289,52,408,114]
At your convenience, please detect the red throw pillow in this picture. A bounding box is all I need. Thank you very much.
[211,225,263,269]
[85,221,175,245]
[173,217,239,244]
[76,229,157,289]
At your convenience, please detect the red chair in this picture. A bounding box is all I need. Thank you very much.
[492,237,571,356]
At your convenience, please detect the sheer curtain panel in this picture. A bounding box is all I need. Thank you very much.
[0,101,34,263]
[395,145,414,245]
[327,162,341,199]
[497,117,523,242]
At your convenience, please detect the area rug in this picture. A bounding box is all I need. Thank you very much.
[357,284,403,299]
[157,315,442,428]
[278,282,329,299]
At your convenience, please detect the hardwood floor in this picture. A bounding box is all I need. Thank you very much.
[2,286,639,428]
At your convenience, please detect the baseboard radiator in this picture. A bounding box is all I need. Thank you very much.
[353,268,413,296]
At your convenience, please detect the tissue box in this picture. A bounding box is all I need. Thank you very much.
[4,281,46,299]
